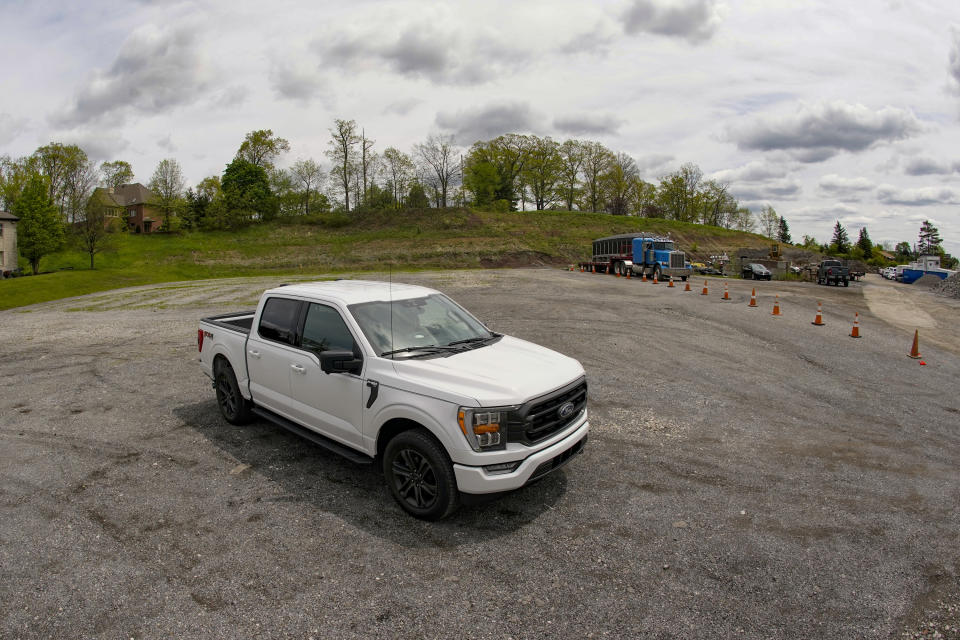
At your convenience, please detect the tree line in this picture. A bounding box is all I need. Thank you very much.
[2,122,952,273]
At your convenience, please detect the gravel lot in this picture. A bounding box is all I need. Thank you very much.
[2,269,959,639]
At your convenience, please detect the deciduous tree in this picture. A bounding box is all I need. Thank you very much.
[521,136,562,211]
[149,158,186,230]
[290,159,326,215]
[326,119,360,212]
[601,152,639,215]
[556,140,585,211]
[382,148,415,209]
[101,160,134,189]
[759,205,779,239]
[74,196,118,269]
[237,129,290,169]
[416,133,459,208]
[580,141,614,213]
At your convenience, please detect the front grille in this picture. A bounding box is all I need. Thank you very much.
[508,378,587,445]
[670,252,686,269]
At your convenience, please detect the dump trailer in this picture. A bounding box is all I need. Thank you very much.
[579,233,691,281]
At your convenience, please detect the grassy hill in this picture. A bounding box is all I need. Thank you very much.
[0,208,777,310]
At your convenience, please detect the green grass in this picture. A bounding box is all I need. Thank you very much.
[1,208,775,310]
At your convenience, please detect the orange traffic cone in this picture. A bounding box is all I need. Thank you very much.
[616,268,621,278]
[701,280,708,295]
[668,275,675,288]
[652,273,659,284]
[642,272,647,282]
[748,287,757,308]
[811,301,825,326]
[908,330,921,359]
[722,282,730,300]
[771,295,781,316]
[850,313,861,338]
[626,268,631,279]
[684,280,691,291]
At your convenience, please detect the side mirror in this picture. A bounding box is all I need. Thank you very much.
[319,349,363,375]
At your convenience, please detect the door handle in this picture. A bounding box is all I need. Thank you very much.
[248,350,261,359]
[291,364,306,374]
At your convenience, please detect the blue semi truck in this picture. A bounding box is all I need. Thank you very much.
[580,233,692,281]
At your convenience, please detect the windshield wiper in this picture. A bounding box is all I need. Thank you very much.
[381,344,462,357]
[447,332,501,347]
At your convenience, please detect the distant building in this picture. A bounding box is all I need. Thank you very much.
[0,210,18,276]
[91,183,163,233]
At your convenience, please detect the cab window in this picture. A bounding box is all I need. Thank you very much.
[258,297,301,345]
[300,303,356,354]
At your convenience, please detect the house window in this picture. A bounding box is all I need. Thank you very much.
[0,223,4,237]
[1,251,4,266]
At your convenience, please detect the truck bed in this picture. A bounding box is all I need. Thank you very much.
[201,311,255,335]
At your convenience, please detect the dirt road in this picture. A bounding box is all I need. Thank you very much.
[1,270,958,639]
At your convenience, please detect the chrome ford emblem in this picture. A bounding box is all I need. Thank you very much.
[557,402,576,419]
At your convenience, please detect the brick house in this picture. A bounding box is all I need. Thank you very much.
[91,183,163,233]
[0,210,18,276]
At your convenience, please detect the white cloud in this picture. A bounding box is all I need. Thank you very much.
[817,174,875,200]
[52,24,214,127]
[876,184,960,206]
[621,0,724,44]
[728,101,923,162]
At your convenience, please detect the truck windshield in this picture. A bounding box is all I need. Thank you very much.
[349,294,494,357]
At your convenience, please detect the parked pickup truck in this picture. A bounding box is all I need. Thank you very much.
[198,280,589,520]
[816,260,850,287]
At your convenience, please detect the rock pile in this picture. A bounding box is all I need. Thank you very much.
[914,274,945,288]
[933,272,960,299]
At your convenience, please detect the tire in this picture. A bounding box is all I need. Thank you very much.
[383,429,459,521]
[844,279,849,287]
[214,359,252,425]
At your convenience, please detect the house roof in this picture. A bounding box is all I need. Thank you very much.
[94,183,155,207]
[0,210,19,221]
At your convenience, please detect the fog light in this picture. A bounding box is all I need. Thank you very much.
[483,461,520,475]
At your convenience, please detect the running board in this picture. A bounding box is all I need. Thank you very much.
[251,407,373,465]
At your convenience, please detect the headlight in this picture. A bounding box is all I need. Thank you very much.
[457,406,516,451]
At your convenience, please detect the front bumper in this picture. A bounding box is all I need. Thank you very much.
[453,419,589,494]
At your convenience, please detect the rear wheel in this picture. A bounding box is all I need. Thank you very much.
[383,429,459,520]
[215,359,252,425]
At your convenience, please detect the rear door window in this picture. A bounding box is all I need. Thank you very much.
[258,297,302,345]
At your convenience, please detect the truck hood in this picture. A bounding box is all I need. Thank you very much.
[390,335,584,406]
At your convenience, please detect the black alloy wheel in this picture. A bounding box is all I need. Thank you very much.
[215,361,252,425]
[384,429,458,520]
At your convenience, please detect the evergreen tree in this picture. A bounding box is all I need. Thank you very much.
[831,220,850,254]
[856,227,872,257]
[13,174,64,274]
[776,217,792,243]
[917,220,942,255]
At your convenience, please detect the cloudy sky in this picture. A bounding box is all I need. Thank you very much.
[1,0,959,254]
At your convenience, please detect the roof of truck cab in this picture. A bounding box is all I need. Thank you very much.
[263,280,439,306]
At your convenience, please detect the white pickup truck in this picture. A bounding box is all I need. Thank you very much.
[198,280,589,520]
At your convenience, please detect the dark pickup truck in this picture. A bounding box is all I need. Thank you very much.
[816,260,850,287]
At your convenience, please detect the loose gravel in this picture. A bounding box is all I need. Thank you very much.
[934,272,960,299]
[2,269,959,639]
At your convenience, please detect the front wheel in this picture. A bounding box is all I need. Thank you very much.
[215,360,252,425]
[383,429,459,520]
